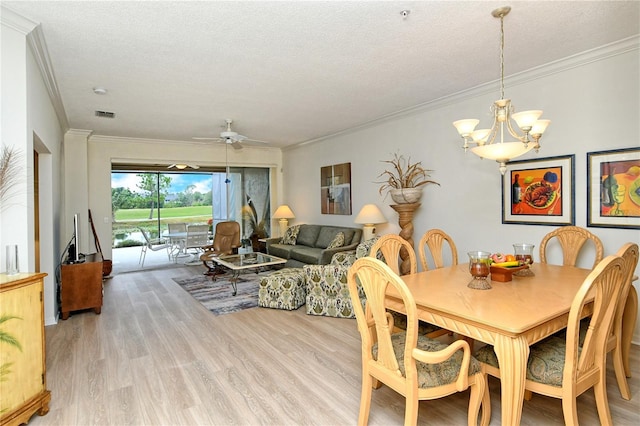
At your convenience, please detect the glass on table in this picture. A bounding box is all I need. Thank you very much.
[467,251,492,290]
[513,243,535,277]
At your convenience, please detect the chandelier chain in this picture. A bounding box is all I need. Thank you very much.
[499,14,505,100]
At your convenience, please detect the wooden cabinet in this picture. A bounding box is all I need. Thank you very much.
[0,273,51,426]
[60,253,103,320]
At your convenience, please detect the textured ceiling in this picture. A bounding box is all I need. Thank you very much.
[3,1,639,148]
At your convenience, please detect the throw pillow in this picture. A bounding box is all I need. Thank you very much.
[327,232,345,249]
[281,225,300,245]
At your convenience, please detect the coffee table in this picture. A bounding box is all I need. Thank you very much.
[212,252,287,295]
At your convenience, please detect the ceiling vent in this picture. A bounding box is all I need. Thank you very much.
[95,110,116,118]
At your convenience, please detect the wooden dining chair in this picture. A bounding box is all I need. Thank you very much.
[369,234,417,275]
[369,235,447,339]
[418,228,458,271]
[539,225,604,268]
[346,257,490,426]
[605,242,638,400]
[475,254,626,426]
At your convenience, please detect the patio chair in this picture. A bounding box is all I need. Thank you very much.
[167,222,187,259]
[138,228,171,267]
[184,224,210,264]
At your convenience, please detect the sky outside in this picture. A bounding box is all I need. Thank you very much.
[111,172,213,194]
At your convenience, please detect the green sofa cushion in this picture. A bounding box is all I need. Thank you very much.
[296,225,321,247]
[290,246,324,264]
[315,227,356,248]
[268,243,296,259]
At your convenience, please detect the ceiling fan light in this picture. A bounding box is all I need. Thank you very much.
[175,164,188,169]
[512,110,543,130]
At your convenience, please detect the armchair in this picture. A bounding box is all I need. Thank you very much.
[200,221,241,275]
[304,238,379,318]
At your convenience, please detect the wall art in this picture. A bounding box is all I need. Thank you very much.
[587,147,640,229]
[502,155,575,226]
[320,163,352,215]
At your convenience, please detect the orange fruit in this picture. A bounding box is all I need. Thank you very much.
[505,254,516,262]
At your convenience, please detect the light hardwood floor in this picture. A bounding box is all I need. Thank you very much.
[31,265,640,425]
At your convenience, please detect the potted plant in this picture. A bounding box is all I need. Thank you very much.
[241,195,269,251]
[377,153,440,204]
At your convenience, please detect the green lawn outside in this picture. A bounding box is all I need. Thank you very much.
[112,207,214,247]
[114,206,212,221]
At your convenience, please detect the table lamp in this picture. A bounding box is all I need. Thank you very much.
[273,205,295,237]
[354,204,386,241]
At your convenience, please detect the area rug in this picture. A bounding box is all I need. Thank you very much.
[172,271,270,315]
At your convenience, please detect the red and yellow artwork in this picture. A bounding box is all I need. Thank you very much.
[599,160,640,218]
[510,166,563,216]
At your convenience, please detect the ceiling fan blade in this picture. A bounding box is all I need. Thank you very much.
[231,141,243,150]
[192,137,222,141]
[243,137,270,144]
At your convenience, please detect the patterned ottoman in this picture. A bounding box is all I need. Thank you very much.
[258,268,306,310]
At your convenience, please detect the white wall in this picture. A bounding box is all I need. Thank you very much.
[283,37,640,343]
[1,12,64,325]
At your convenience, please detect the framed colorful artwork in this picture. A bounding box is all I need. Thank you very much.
[587,147,640,229]
[320,162,352,215]
[502,155,575,226]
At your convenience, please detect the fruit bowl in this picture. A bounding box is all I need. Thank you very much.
[490,264,529,282]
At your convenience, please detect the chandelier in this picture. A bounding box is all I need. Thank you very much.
[453,6,550,174]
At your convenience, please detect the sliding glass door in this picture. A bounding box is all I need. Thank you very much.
[110,167,270,251]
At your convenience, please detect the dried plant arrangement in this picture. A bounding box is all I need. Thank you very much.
[376,152,440,196]
[0,145,22,210]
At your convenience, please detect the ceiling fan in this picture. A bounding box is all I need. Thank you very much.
[193,118,269,150]
[167,163,199,170]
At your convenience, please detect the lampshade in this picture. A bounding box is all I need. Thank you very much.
[354,204,386,225]
[273,205,295,219]
[355,204,386,242]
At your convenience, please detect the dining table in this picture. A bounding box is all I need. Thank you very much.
[384,262,630,426]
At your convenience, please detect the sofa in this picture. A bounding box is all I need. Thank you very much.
[265,224,362,268]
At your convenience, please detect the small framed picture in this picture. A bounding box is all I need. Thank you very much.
[587,147,640,229]
[502,155,575,226]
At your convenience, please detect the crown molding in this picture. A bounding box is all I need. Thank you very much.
[2,6,70,132]
[66,129,93,138]
[27,25,69,131]
[1,6,37,34]
[88,134,278,152]
[289,35,640,151]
